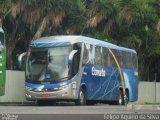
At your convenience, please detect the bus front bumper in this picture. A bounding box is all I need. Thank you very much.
[25,84,77,101]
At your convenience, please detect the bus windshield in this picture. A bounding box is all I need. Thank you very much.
[0,32,4,53]
[26,46,71,83]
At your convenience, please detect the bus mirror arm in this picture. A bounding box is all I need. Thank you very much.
[18,52,27,69]
[68,50,78,65]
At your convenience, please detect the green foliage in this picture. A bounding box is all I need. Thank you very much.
[125,35,142,50]
[0,0,11,14]
[2,0,160,81]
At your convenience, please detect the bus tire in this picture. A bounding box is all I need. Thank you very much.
[75,88,86,105]
[117,90,124,105]
[124,91,129,105]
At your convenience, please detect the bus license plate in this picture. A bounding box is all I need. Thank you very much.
[41,94,51,97]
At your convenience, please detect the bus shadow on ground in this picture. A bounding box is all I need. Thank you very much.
[0,101,117,106]
[25,101,114,106]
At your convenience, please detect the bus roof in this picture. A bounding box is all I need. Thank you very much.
[31,35,136,53]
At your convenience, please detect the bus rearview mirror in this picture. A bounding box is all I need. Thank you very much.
[68,50,77,65]
[18,52,27,69]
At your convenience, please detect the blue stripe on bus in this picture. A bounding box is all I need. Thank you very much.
[25,80,72,89]
[31,42,71,47]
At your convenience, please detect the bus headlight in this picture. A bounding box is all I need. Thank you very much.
[26,94,32,98]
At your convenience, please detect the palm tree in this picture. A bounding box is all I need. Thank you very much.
[86,0,120,33]
[2,0,160,81]
[5,0,67,69]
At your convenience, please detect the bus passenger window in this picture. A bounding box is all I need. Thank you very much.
[82,44,95,65]
[123,52,132,69]
[110,49,117,67]
[103,48,112,67]
[82,44,87,65]
[95,46,102,65]
[132,53,138,69]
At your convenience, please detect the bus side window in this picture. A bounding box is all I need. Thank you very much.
[123,52,132,69]
[82,43,88,65]
[82,44,95,65]
[110,49,117,67]
[114,50,121,65]
[132,53,138,70]
[103,48,111,67]
[118,51,124,68]
[95,46,102,65]
[120,51,125,68]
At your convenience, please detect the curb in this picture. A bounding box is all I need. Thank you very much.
[127,104,160,110]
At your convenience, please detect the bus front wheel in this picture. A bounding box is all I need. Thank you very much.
[75,88,86,105]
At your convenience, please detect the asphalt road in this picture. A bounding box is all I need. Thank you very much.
[0,103,160,120]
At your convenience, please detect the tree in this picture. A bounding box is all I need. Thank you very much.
[1,0,160,81]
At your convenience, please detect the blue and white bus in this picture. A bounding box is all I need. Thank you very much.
[19,35,138,105]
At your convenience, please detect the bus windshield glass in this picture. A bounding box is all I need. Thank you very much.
[26,46,71,83]
[0,32,4,53]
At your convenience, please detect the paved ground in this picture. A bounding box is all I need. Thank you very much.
[0,103,160,120]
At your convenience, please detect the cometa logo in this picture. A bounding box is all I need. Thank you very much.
[92,67,106,77]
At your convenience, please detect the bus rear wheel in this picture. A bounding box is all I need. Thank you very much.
[117,90,129,105]
[124,91,129,105]
[117,90,124,105]
[75,88,86,105]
